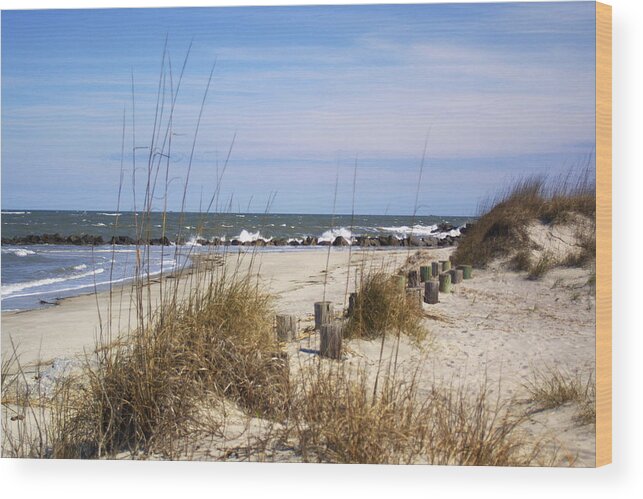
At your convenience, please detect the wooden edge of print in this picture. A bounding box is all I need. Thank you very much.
[595,1,612,468]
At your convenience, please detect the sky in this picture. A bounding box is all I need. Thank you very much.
[1,2,596,216]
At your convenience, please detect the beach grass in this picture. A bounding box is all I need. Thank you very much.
[453,173,595,269]
[344,270,425,341]
[290,366,542,465]
[524,366,595,426]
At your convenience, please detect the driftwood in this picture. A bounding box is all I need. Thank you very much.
[320,322,343,359]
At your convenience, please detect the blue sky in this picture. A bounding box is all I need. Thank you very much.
[1,2,596,215]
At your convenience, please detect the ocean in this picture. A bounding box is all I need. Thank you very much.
[1,210,471,311]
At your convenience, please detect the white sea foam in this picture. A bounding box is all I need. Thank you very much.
[2,248,36,257]
[99,213,121,217]
[436,228,462,239]
[318,227,353,244]
[378,224,438,237]
[93,223,107,227]
[73,264,87,271]
[1,268,105,297]
[234,229,271,243]
[2,211,30,215]
[184,235,202,247]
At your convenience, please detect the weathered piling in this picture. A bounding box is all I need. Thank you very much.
[439,272,452,293]
[407,270,419,288]
[458,264,473,279]
[420,266,431,282]
[347,292,358,317]
[394,275,406,291]
[314,301,334,329]
[449,268,464,284]
[320,321,343,359]
[431,261,440,277]
[440,260,451,272]
[405,287,423,308]
[424,281,439,304]
[276,314,298,341]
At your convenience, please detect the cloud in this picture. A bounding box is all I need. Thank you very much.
[1,3,596,213]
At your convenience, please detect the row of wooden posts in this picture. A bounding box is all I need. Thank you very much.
[274,260,473,360]
[405,260,473,306]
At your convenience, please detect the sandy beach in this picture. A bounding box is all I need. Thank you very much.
[2,244,596,465]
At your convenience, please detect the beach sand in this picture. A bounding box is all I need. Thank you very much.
[1,246,596,465]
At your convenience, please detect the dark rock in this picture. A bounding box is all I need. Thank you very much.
[387,235,400,246]
[332,236,349,246]
[424,236,439,247]
[437,222,455,232]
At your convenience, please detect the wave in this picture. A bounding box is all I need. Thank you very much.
[235,229,271,243]
[184,235,203,247]
[99,213,121,217]
[2,248,36,257]
[4,261,180,302]
[2,211,30,215]
[1,268,105,297]
[73,264,87,271]
[318,227,352,243]
[378,224,438,237]
[378,224,462,239]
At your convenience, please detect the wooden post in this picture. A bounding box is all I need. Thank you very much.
[420,266,431,282]
[314,301,334,329]
[440,260,451,272]
[394,274,406,291]
[431,261,440,277]
[439,272,452,293]
[405,287,423,308]
[347,292,358,317]
[407,270,419,288]
[320,321,343,359]
[458,264,473,279]
[276,314,298,341]
[424,281,439,304]
[449,268,464,284]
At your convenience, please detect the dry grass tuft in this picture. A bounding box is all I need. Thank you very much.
[290,367,541,465]
[453,174,595,269]
[524,367,595,426]
[527,252,555,281]
[344,271,425,341]
[38,271,288,458]
[509,250,532,272]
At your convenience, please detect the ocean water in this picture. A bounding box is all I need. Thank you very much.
[1,210,471,311]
